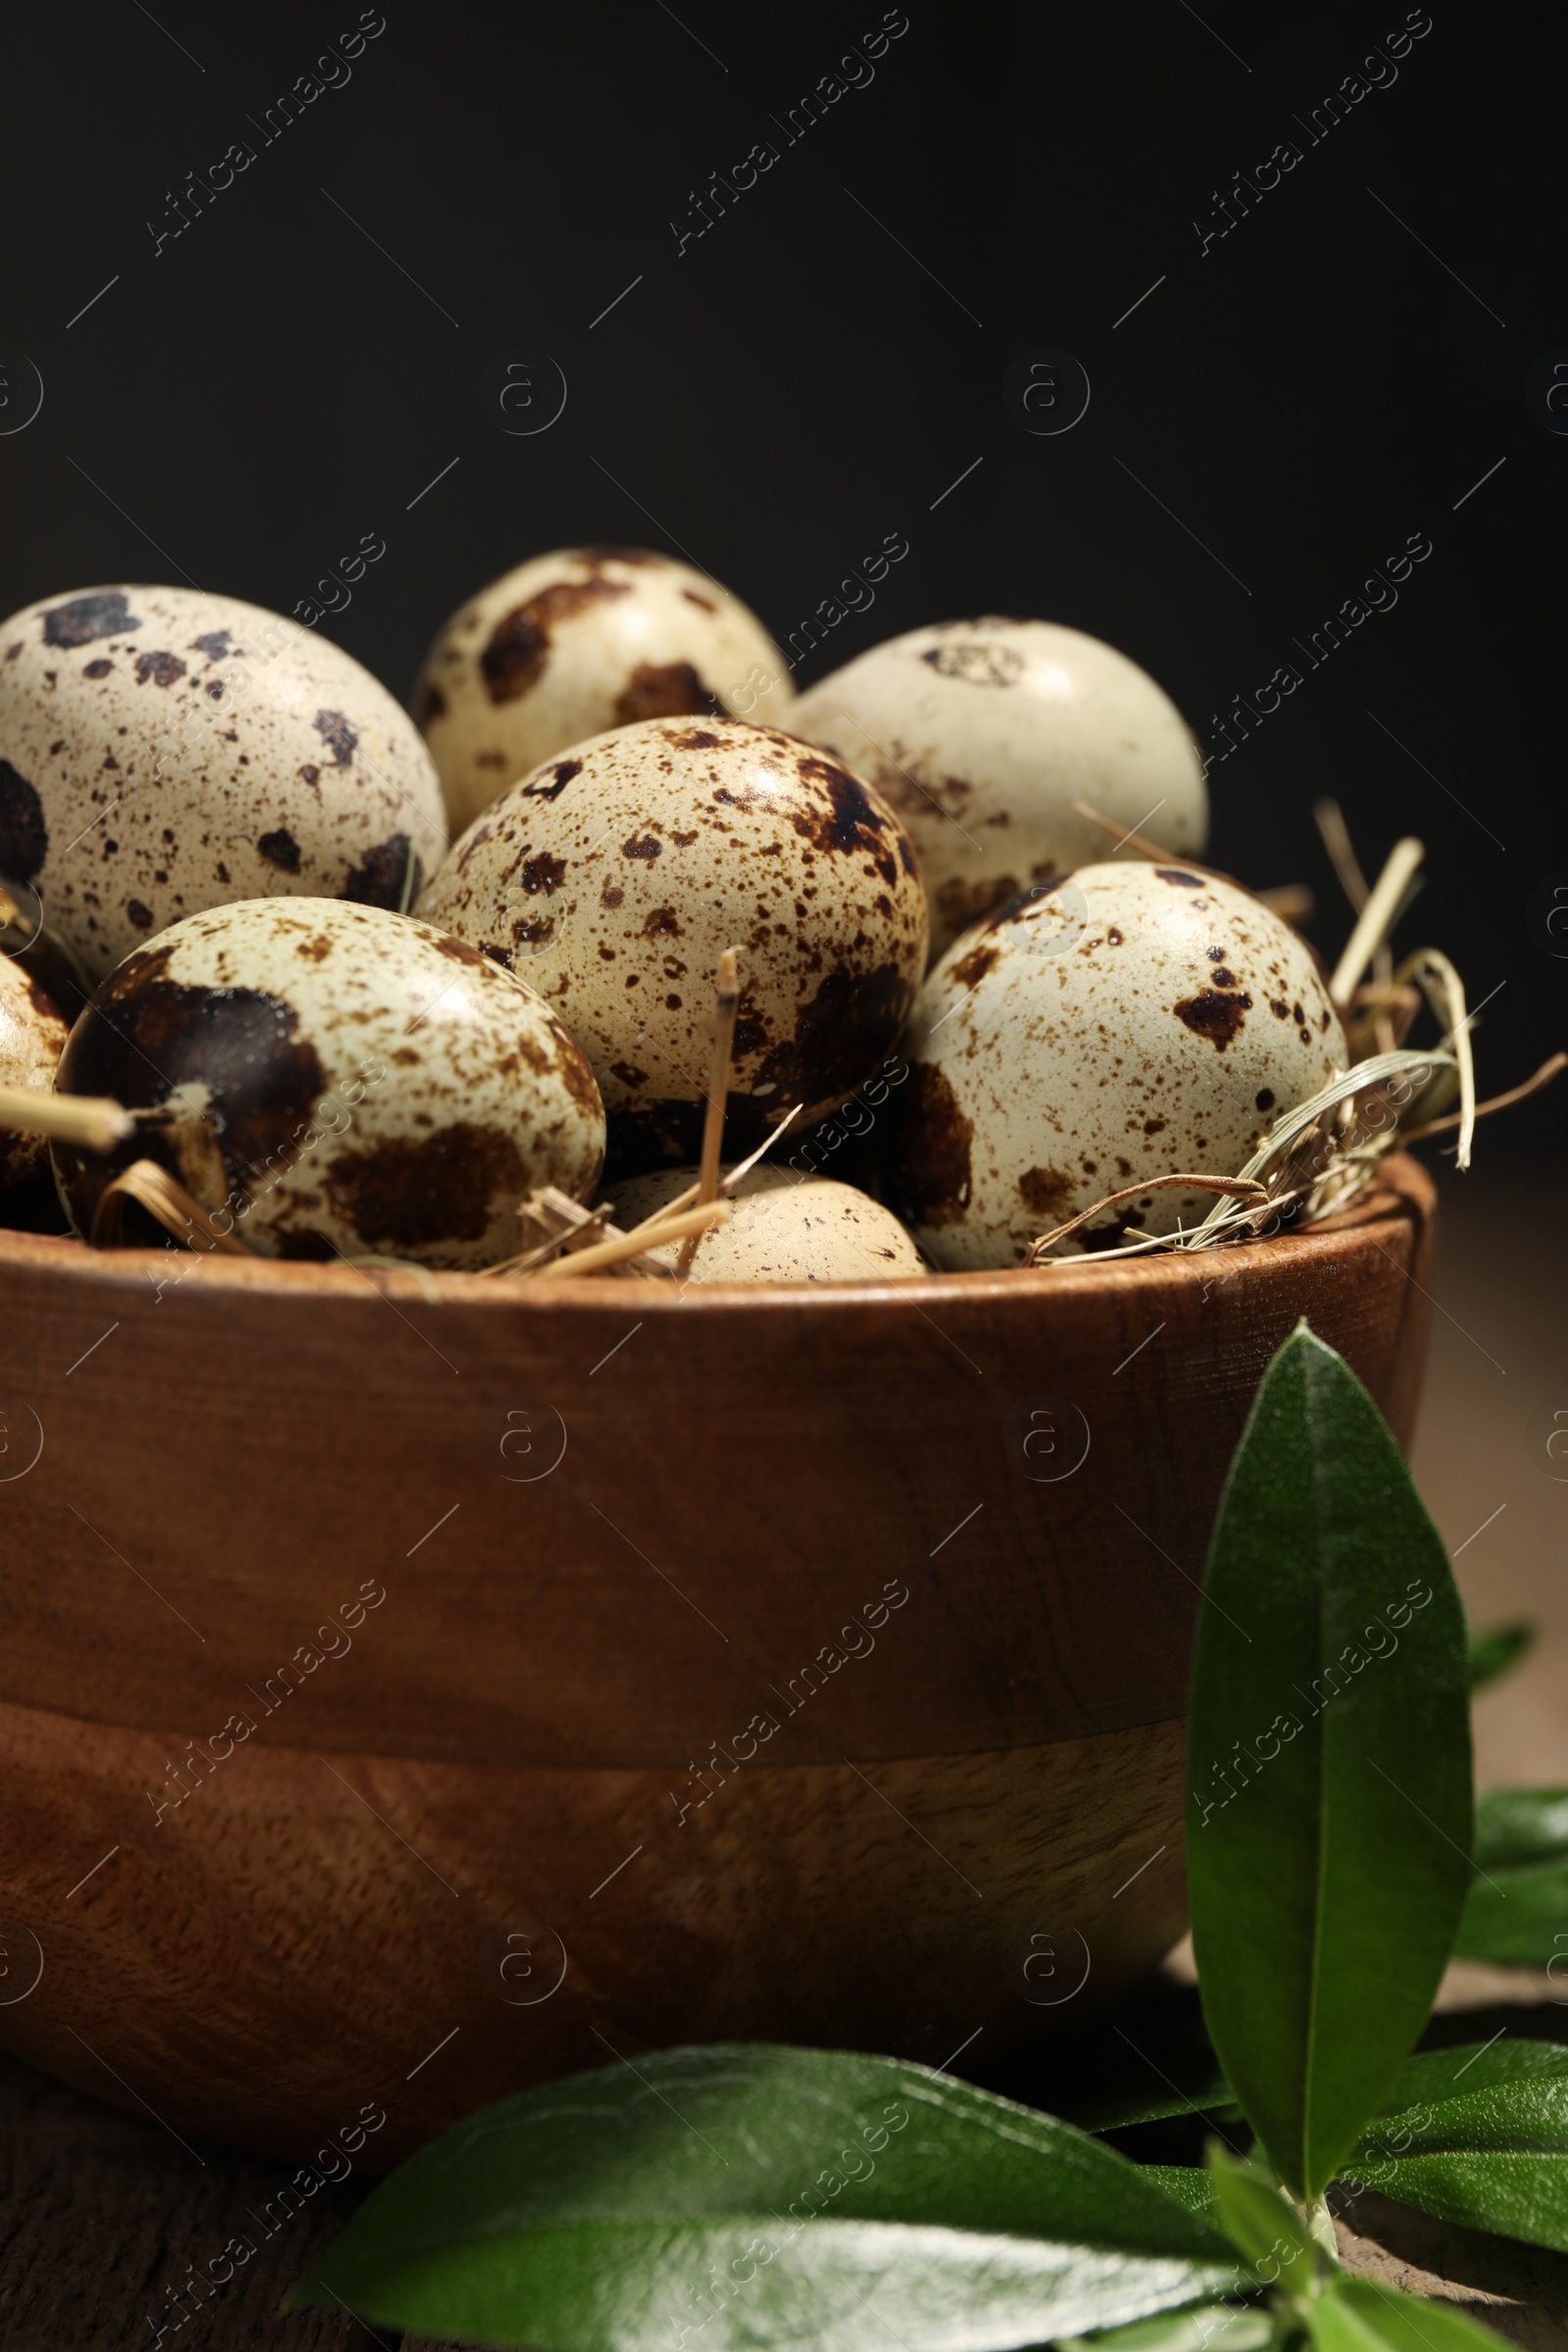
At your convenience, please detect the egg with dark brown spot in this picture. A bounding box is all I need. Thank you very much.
[0,954,69,1189]
[413,547,791,833]
[789,618,1207,956]
[0,586,446,981]
[417,716,928,1174]
[887,860,1345,1267]
[50,898,603,1267]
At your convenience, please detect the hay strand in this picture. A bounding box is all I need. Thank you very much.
[1330,836,1424,1006]
[88,1158,250,1254]
[1400,1052,1565,1144]
[1026,1173,1270,1264]
[0,1086,134,1153]
[532,1197,731,1280]
[677,947,740,1274]
[1396,948,1477,1169]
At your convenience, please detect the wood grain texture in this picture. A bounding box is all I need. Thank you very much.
[0,1158,1435,1769]
[0,1694,1188,2166]
[0,1156,1435,2163]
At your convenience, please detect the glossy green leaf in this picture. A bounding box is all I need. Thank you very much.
[1140,2170,1218,2222]
[1203,2148,1315,2293]
[1473,1788,1568,1868]
[1342,2038,1568,2253]
[1054,2047,1236,2133]
[1307,2277,1507,2352]
[1183,1324,1473,2202]
[293,2045,1243,2352]
[1467,1621,1536,1692]
[1453,1788,1568,1967]
[1060,2301,1275,2352]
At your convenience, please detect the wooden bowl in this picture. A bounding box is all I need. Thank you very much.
[0,1154,1435,2168]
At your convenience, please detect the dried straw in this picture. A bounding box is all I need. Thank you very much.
[88,1158,250,1254]
[1026,1173,1269,1263]
[1399,1053,1566,1144]
[1330,837,1424,1006]
[0,1086,134,1153]
[1072,799,1309,922]
[532,1197,731,1281]
[677,947,740,1275]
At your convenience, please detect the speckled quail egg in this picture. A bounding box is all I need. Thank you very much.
[51,897,604,1268]
[414,546,793,833]
[887,859,1346,1269]
[0,585,448,981]
[608,1161,927,1283]
[1,880,88,1020]
[788,617,1207,955]
[418,715,929,1174]
[0,955,69,1190]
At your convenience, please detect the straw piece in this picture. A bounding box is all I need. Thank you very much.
[1025,1172,1269,1264]
[1329,836,1424,1006]
[1400,1052,1566,1144]
[1396,948,1476,1170]
[532,1197,731,1281]
[0,1086,135,1152]
[522,1189,614,1259]
[677,948,740,1274]
[1346,980,1423,1061]
[1255,884,1314,924]
[1313,798,1371,912]
[1315,798,1404,990]
[88,1157,251,1254]
[626,1102,806,1234]
[485,1187,678,1281]
[1071,800,1307,923]
[1175,1049,1447,1251]
[1070,799,1173,862]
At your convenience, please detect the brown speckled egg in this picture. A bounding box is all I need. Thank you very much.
[414,546,792,833]
[608,1161,927,1284]
[417,715,929,1173]
[0,585,448,981]
[0,955,69,1189]
[51,898,604,1268]
[887,860,1346,1269]
[788,617,1208,955]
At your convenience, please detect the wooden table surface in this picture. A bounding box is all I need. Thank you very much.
[4,1162,1566,2351]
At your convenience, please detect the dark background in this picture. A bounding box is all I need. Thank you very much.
[2,2,1561,1152]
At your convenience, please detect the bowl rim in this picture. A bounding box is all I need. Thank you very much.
[0,1152,1435,1312]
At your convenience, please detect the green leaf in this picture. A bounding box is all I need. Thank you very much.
[1054,2047,1237,2133]
[1383,2036,1568,2107]
[1060,2302,1275,2352]
[1342,2038,1568,2254]
[1203,2147,1315,2293]
[1467,1621,1536,1692]
[1453,1789,1568,1967]
[1140,2170,1218,2222]
[1183,1324,1474,2202]
[1473,1788,1568,1868]
[1307,2277,1508,2352]
[293,2045,1243,2352]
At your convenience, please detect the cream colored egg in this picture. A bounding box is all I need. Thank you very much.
[887,860,1346,1269]
[417,715,928,1174]
[51,898,604,1268]
[788,617,1207,954]
[415,546,793,833]
[0,585,447,981]
[609,1161,926,1284]
[0,954,69,1189]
